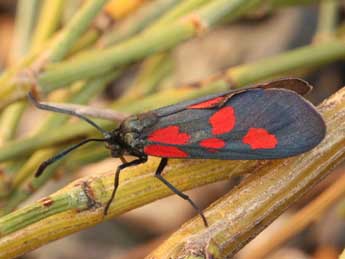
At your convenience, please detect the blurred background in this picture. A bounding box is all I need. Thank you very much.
[0,1,344,259]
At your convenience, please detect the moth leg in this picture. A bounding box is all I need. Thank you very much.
[104,156,147,215]
[154,158,209,227]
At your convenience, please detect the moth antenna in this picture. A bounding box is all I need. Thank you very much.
[28,92,111,137]
[35,138,107,177]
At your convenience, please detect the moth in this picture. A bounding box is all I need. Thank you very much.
[29,78,326,226]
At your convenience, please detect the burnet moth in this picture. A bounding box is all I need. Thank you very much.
[28,78,326,227]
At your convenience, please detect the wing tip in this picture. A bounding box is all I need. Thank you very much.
[264,77,313,96]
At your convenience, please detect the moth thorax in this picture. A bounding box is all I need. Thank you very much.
[123,132,140,147]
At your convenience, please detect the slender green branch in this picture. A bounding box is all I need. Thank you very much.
[0,102,26,143]
[0,0,39,143]
[10,0,40,62]
[0,0,108,105]
[46,0,108,62]
[114,52,173,105]
[37,0,262,92]
[99,0,183,47]
[30,0,65,52]
[0,0,65,144]
[147,0,210,30]
[314,0,338,42]
[270,0,320,7]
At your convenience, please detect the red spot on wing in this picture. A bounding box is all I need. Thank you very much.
[188,97,224,109]
[144,145,188,158]
[209,106,236,135]
[200,138,225,149]
[243,128,278,149]
[148,126,190,144]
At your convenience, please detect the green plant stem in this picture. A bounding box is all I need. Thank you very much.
[99,0,183,47]
[46,0,108,62]
[1,39,345,161]
[0,0,68,198]
[64,144,108,171]
[148,87,345,258]
[68,29,100,54]
[114,52,173,105]
[0,0,65,144]
[37,0,262,92]
[31,0,65,52]
[0,0,39,143]
[147,0,210,30]
[0,0,108,105]
[11,0,40,61]
[314,0,338,42]
[0,85,344,258]
[269,0,319,7]
[62,0,82,24]
[0,0,41,196]
[0,103,26,143]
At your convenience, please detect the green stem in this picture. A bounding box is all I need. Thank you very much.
[11,0,40,61]
[270,0,320,8]
[0,0,65,144]
[314,0,338,42]
[47,0,108,62]
[114,52,172,105]
[37,0,261,91]
[0,0,39,142]
[30,0,65,52]
[0,102,26,143]
[147,0,210,30]
[0,188,83,236]
[0,0,108,108]
[100,0,183,47]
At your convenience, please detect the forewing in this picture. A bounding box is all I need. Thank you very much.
[153,78,311,117]
[142,87,325,159]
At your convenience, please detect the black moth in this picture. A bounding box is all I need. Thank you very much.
[29,78,326,227]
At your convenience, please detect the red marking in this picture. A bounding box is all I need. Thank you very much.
[200,138,225,149]
[144,145,188,158]
[40,197,54,207]
[188,97,224,109]
[243,128,278,149]
[148,126,190,144]
[209,106,236,135]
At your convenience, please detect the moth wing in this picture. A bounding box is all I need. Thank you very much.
[153,78,312,117]
[142,87,325,159]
